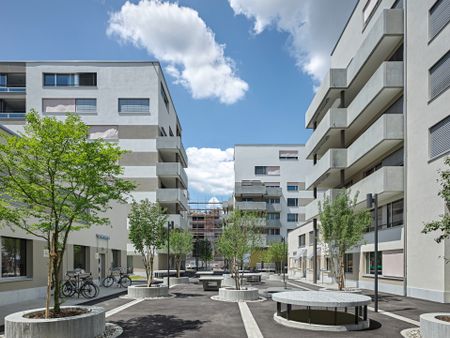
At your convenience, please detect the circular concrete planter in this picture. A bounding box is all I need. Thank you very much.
[163,277,190,285]
[5,306,105,338]
[218,287,259,302]
[268,274,284,281]
[127,284,169,298]
[420,313,450,338]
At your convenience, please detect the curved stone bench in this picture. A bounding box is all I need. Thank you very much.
[218,287,259,302]
[127,285,169,298]
[420,313,450,338]
[272,291,371,332]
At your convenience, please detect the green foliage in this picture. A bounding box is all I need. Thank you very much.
[165,229,193,277]
[423,157,450,243]
[265,241,287,274]
[128,200,167,286]
[194,239,213,268]
[217,210,263,289]
[0,111,135,317]
[319,191,371,290]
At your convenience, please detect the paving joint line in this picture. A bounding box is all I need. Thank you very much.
[238,302,264,338]
[105,298,144,318]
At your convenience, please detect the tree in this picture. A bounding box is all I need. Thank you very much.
[423,157,450,243]
[265,242,287,274]
[0,111,135,318]
[166,229,193,278]
[319,191,371,290]
[217,210,262,290]
[195,239,213,269]
[128,200,167,287]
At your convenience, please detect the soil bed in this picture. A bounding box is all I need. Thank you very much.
[24,307,89,319]
[436,315,450,322]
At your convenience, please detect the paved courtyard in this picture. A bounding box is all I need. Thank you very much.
[1,278,450,337]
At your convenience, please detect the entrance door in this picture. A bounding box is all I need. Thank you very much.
[99,253,106,279]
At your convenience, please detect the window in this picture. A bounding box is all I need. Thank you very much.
[255,166,266,175]
[1,237,27,278]
[344,253,353,273]
[118,98,150,113]
[161,82,169,110]
[298,234,306,247]
[368,199,403,231]
[254,166,280,176]
[0,74,6,87]
[429,0,450,40]
[265,182,280,188]
[43,73,97,87]
[363,0,380,24]
[430,115,450,159]
[73,245,87,270]
[267,198,280,204]
[279,150,298,160]
[365,252,382,275]
[429,51,450,100]
[287,198,299,207]
[309,231,314,245]
[267,213,280,220]
[287,183,299,191]
[75,99,96,113]
[287,213,299,222]
[89,126,118,140]
[112,250,121,269]
[390,199,404,227]
[382,250,404,278]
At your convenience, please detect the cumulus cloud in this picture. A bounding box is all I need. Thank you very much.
[107,0,248,104]
[228,0,357,85]
[185,147,234,196]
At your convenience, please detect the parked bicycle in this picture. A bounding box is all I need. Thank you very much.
[61,270,99,299]
[102,267,132,288]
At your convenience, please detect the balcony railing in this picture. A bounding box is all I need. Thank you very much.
[0,112,26,119]
[0,87,26,93]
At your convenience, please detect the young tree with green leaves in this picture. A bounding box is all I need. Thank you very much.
[0,111,135,318]
[265,241,287,274]
[165,229,193,278]
[423,157,450,243]
[128,200,167,287]
[319,191,371,290]
[217,210,262,290]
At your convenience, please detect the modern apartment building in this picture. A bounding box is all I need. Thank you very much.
[288,0,450,303]
[0,61,188,304]
[234,145,314,246]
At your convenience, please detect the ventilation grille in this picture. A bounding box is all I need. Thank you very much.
[430,115,450,159]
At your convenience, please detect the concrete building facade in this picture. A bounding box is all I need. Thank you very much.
[288,0,450,303]
[234,145,314,246]
[0,61,188,305]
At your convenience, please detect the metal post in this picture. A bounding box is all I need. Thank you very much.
[313,218,318,284]
[167,221,174,288]
[374,194,379,313]
[282,237,287,289]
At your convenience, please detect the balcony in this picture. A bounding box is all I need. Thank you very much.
[235,181,266,197]
[305,108,347,159]
[305,9,403,129]
[156,137,188,168]
[266,203,282,213]
[266,219,282,228]
[304,189,344,221]
[0,112,25,120]
[235,201,267,211]
[156,162,188,189]
[0,98,26,120]
[346,61,403,136]
[0,72,26,97]
[306,148,347,190]
[350,166,404,208]
[266,235,282,245]
[167,214,189,229]
[346,114,403,176]
[266,186,282,197]
[156,188,188,211]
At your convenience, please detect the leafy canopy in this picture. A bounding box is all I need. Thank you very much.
[167,229,193,257]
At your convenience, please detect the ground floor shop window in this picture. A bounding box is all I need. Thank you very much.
[73,245,87,270]
[344,253,353,273]
[112,249,121,268]
[1,236,27,278]
[365,252,382,275]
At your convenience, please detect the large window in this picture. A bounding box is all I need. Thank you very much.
[429,50,450,100]
[287,183,299,191]
[368,199,404,231]
[267,213,280,220]
[73,245,87,270]
[43,73,97,87]
[254,166,280,176]
[112,250,121,269]
[298,234,306,247]
[287,198,299,207]
[279,150,298,160]
[89,126,118,140]
[430,115,450,159]
[429,0,450,40]
[42,98,96,114]
[344,253,353,273]
[75,99,97,113]
[118,98,150,113]
[1,237,27,278]
[365,252,382,275]
[287,213,299,222]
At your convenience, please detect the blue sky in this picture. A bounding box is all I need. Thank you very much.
[0,0,356,202]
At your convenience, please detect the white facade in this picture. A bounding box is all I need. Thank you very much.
[289,0,450,303]
[234,145,314,244]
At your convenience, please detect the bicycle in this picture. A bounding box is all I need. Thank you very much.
[61,270,99,299]
[102,267,132,288]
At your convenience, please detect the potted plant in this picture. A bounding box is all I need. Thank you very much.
[127,199,169,298]
[420,157,450,337]
[0,112,134,338]
[319,191,371,291]
[163,229,193,285]
[216,210,262,301]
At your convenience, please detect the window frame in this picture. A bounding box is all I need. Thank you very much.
[428,50,450,102]
[118,98,150,114]
[1,236,28,278]
[429,115,450,160]
[429,0,450,42]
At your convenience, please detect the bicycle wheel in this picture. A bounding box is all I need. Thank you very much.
[93,283,100,297]
[102,276,114,287]
[119,276,132,288]
[81,282,97,299]
[61,281,75,297]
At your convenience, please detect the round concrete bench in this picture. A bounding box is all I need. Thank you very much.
[272,291,371,331]
[218,287,259,302]
[127,284,169,298]
[420,313,450,338]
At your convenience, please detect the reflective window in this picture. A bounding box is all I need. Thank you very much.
[1,237,27,278]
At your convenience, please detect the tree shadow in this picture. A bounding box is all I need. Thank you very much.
[112,314,208,337]
[172,292,204,299]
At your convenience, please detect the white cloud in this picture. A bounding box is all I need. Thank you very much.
[107,0,248,104]
[185,147,234,196]
[228,0,357,85]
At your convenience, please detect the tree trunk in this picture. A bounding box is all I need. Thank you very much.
[45,249,53,318]
[337,255,345,290]
[148,255,154,287]
[176,257,181,278]
[233,257,240,290]
[52,250,61,314]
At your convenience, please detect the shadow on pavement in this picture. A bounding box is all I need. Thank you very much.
[363,319,382,331]
[113,314,208,337]
[172,292,203,299]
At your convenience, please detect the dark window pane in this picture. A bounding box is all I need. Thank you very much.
[118,98,150,113]
[1,237,27,277]
[43,73,55,86]
[73,245,86,270]
[56,74,75,86]
[79,73,97,86]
